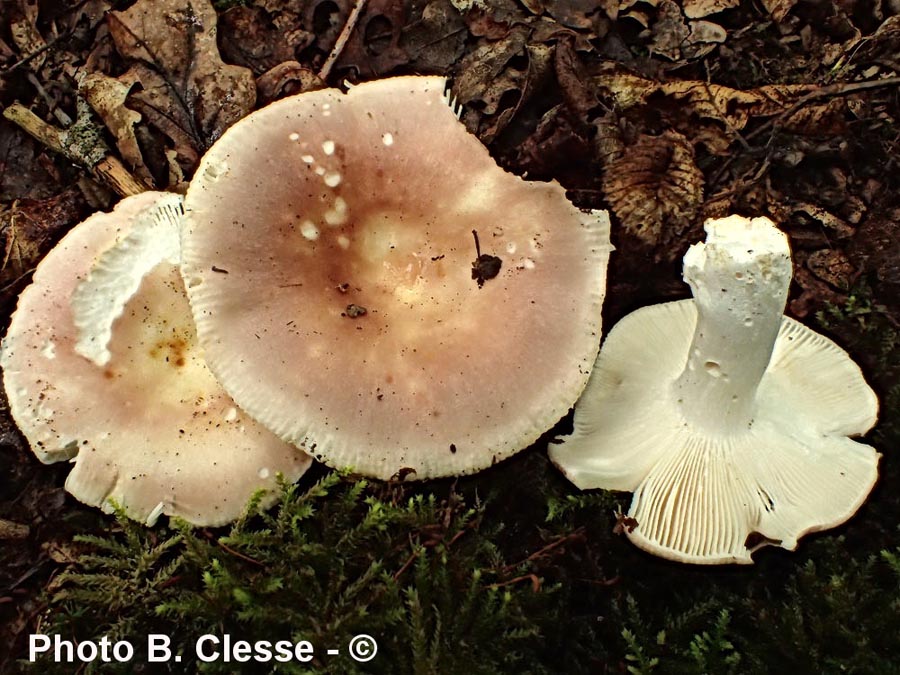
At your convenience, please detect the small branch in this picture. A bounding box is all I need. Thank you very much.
[318,0,368,82]
[500,528,586,574]
[486,574,542,592]
[744,76,900,143]
[393,549,420,581]
[3,102,146,197]
[217,540,265,567]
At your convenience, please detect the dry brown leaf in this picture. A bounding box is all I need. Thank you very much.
[332,0,411,78]
[760,0,797,22]
[9,0,46,70]
[108,0,256,155]
[79,71,152,185]
[603,130,704,250]
[791,202,855,239]
[682,0,739,18]
[651,0,690,60]
[790,265,846,318]
[806,249,855,290]
[400,0,468,73]
[256,62,324,105]
[454,28,528,115]
[596,66,814,130]
[0,190,87,293]
[123,63,201,170]
[0,519,29,540]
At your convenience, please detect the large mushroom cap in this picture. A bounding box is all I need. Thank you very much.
[1,192,311,526]
[182,76,611,479]
[550,216,879,564]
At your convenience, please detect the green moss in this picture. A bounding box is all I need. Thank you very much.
[24,288,900,674]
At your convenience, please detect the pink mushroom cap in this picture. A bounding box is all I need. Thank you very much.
[182,76,612,479]
[1,192,311,526]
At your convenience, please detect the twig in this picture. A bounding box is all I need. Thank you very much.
[500,527,586,574]
[319,0,368,82]
[709,76,900,188]
[744,76,900,143]
[217,540,265,567]
[486,574,542,592]
[3,102,146,196]
[393,548,420,581]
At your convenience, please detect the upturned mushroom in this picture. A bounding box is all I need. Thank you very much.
[550,215,880,564]
[1,192,311,526]
[181,76,612,480]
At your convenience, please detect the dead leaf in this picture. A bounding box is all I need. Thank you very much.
[850,208,900,308]
[334,0,411,78]
[0,519,29,540]
[400,0,468,73]
[79,71,153,185]
[0,189,87,295]
[555,39,598,121]
[603,129,704,252]
[595,65,814,130]
[108,0,256,156]
[760,0,797,23]
[518,104,596,184]
[650,0,689,60]
[790,265,846,318]
[219,5,310,74]
[9,0,46,71]
[123,63,201,170]
[682,0,739,18]
[455,28,528,115]
[257,62,325,105]
[806,249,855,290]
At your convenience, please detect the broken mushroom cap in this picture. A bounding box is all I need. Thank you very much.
[1,192,311,526]
[550,215,879,564]
[182,76,612,480]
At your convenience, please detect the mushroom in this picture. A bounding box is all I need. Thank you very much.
[181,76,612,479]
[549,215,880,564]
[1,192,311,526]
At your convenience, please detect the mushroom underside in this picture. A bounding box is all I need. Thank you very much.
[550,299,880,564]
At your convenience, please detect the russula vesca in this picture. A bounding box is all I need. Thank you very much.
[181,76,612,479]
[550,215,880,564]
[1,192,311,526]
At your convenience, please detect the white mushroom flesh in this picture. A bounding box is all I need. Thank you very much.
[550,216,880,564]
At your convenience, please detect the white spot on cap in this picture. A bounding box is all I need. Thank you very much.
[41,340,56,360]
[324,172,342,188]
[523,258,536,270]
[224,407,238,422]
[204,159,228,180]
[324,197,349,226]
[289,132,300,142]
[382,132,394,146]
[258,467,270,479]
[506,242,517,254]
[301,154,315,164]
[300,221,320,241]
[337,235,350,249]
[704,360,723,377]
[315,166,326,176]
[322,140,335,155]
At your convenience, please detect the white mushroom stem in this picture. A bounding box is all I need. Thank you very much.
[673,216,792,433]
